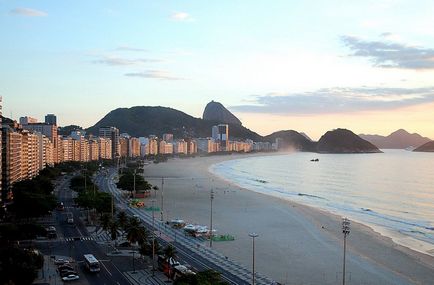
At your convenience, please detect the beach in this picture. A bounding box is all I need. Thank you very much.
[142,153,434,285]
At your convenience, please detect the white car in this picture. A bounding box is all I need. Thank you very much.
[62,274,79,281]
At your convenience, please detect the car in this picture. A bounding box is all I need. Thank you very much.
[62,274,79,281]
[58,264,74,271]
[54,258,70,265]
[60,270,77,277]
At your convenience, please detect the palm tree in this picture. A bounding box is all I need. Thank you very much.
[117,211,128,237]
[100,213,111,232]
[109,220,119,241]
[163,244,177,259]
[126,217,148,245]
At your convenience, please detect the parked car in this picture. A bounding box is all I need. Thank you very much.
[54,258,70,265]
[58,264,74,271]
[62,274,79,281]
[60,270,77,277]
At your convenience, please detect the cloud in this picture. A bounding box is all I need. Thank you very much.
[124,70,185,80]
[171,12,193,21]
[116,46,148,52]
[93,56,161,66]
[341,35,434,69]
[230,87,434,115]
[10,7,47,17]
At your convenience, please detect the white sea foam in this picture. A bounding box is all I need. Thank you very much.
[209,150,434,256]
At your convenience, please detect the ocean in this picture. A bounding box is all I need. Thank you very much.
[210,150,434,255]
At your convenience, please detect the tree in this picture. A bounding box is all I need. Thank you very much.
[163,244,177,259]
[109,220,119,241]
[11,179,57,219]
[126,217,148,245]
[196,270,227,285]
[117,211,128,236]
[0,247,44,285]
[116,172,152,193]
[100,213,111,232]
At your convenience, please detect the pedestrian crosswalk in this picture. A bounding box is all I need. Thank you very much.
[91,228,124,243]
[64,236,94,242]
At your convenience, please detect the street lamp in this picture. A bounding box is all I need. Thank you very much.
[249,232,259,285]
[133,169,136,198]
[160,177,164,222]
[209,189,214,247]
[151,199,156,276]
[342,217,351,285]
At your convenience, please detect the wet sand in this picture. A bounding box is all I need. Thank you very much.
[142,153,434,285]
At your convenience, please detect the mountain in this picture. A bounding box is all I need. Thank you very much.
[264,130,316,151]
[58,125,83,136]
[317,129,381,153]
[86,106,262,141]
[203,101,242,126]
[413,141,434,152]
[359,129,431,149]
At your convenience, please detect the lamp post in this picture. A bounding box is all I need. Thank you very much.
[151,199,156,276]
[132,250,136,273]
[249,233,259,285]
[160,177,164,222]
[133,169,136,198]
[210,189,214,247]
[342,218,351,285]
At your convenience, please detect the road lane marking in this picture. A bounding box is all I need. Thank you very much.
[100,260,112,276]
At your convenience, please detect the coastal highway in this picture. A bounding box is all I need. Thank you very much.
[50,175,131,285]
[96,169,276,285]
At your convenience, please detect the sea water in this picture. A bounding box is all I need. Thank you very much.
[210,150,434,255]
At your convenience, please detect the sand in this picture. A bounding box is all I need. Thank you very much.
[141,153,434,285]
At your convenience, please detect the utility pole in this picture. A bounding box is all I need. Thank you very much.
[111,195,114,218]
[160,177,164,222]
[152,199,156,276]
[133,169,136,198]
[342,217,351,285]
[209,189,214,247]
[249,233,259,285]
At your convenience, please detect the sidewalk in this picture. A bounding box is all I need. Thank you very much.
[124,269,171,285]
[33,255,63,285]
[34,255,88,285]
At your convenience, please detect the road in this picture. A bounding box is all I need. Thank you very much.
[96,169,276,285]
[38,174,132,285]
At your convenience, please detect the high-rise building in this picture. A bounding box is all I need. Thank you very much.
[19,116,38,125]
[45,114,57,125]
[212,126,219,140]
[22,122,59,163]
[89,139,99,161]
[21,130,39,180]
[2,126,23,202]
[162,133,174,143]
[98,137,112,160]
[119,137,129,157]
[129,137,140,157]
[99,127,120,159]
[174,139,188,154]
[159,140,173,154]
[216,124,229,151]
[0,96,2,204]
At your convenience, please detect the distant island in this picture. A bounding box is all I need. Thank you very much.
[413,141,434,152]
[317,129,381,153]
[360,129,431,149]
[57,101,387,154]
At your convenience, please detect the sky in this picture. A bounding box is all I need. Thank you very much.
[1,0,434,140]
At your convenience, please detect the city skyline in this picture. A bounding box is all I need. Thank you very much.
[2,1,434,140]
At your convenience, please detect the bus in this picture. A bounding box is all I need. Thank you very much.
[83,254,100,272]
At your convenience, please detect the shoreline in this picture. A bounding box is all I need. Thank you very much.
[143,153,434,284]
[209,156,434,258]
